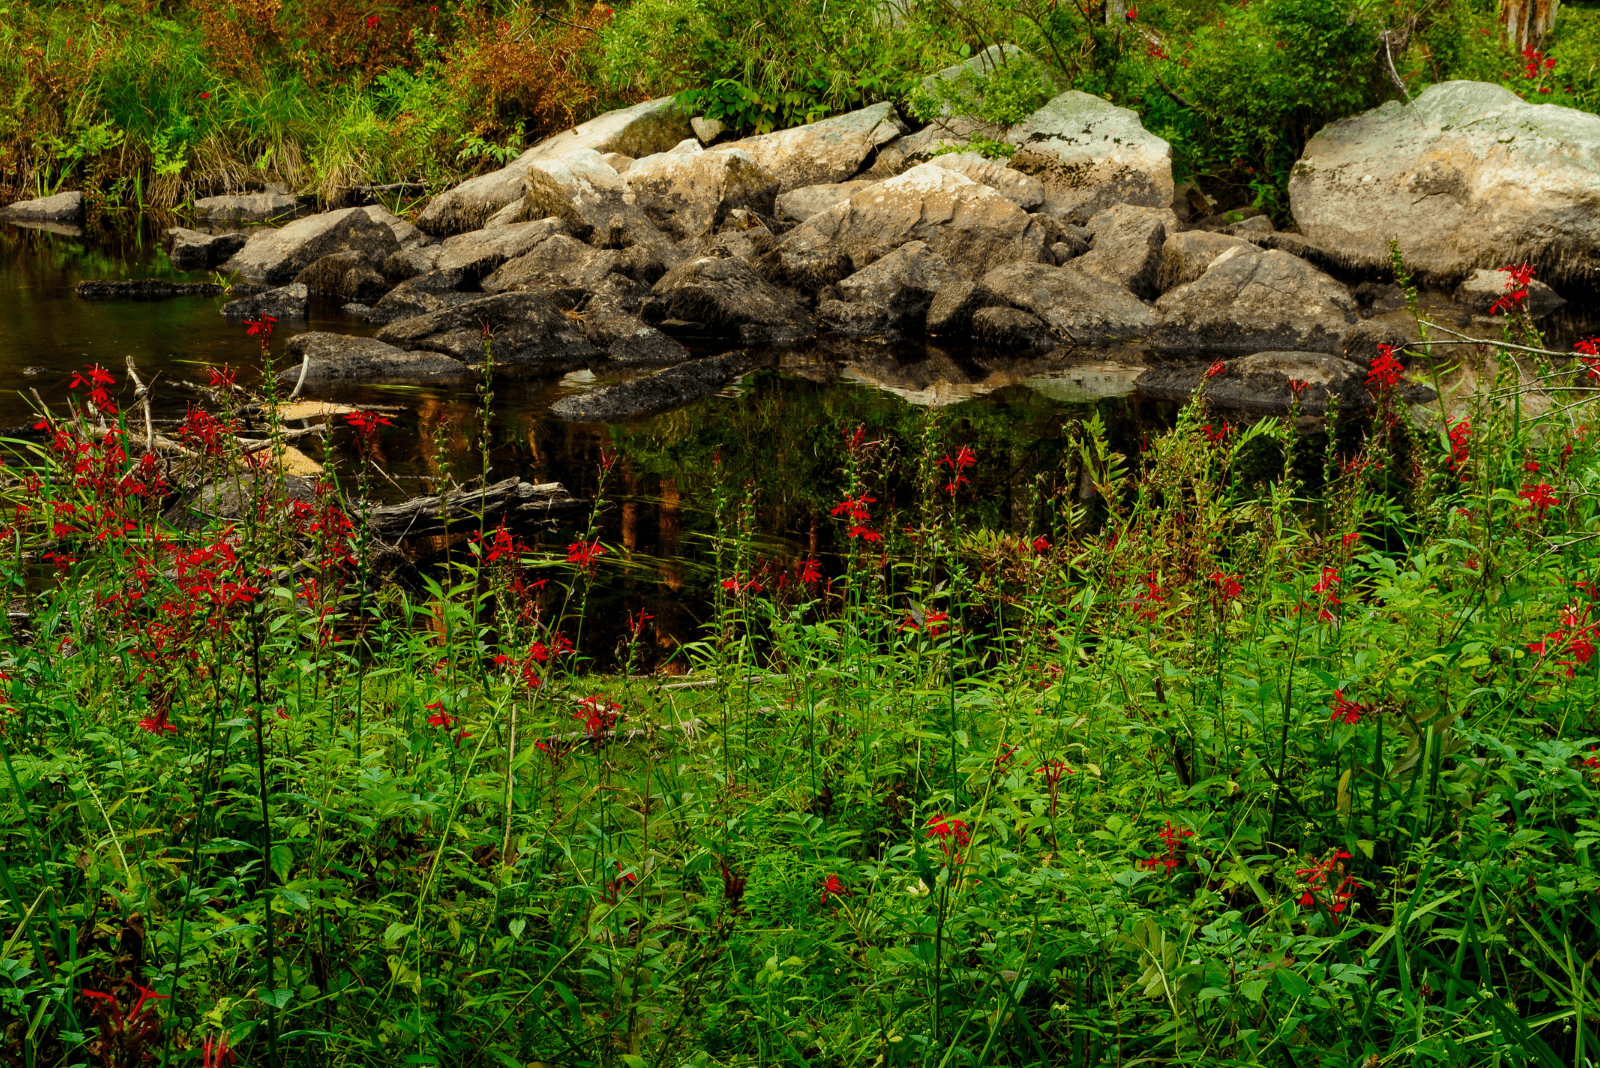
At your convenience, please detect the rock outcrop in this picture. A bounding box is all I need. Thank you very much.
[1154,231,1261,294]
[1151,250,1357,355]
[1137,351,1436,413]
[551,355,745,421]
[375,292,596,367]
[194,193,307,224]
[277,333,473,385]
[1073,204,1177,299]
[821,241,966,337]
[165,228,249,271]
[223,208,401,285]
[622,145,779,240]
[714,103,907,193]
[1,190,84,223]
[1453,267,1566,316]
[642,256,814,345]
[979,262,1161,342]
[220,283,309,321]
[1288,80,1600,285]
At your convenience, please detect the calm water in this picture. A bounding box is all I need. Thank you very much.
[2,220,1172,665]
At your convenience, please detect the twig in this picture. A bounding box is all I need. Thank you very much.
[286,353,311,402]
[1379,30,1414,106]
[124,356,157,454]
[1411,322,1578,358]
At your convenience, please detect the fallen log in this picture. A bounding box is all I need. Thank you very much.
[364,477,585,540]
[75,280,225,299]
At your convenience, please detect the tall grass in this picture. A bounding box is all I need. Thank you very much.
[0,272,1599,1065]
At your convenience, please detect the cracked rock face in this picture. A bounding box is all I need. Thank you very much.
[1288,80,1600,286]
[713,102,907,194]
[375,292,597,367]
[223,207,401,285]
[1005,91,1175,224]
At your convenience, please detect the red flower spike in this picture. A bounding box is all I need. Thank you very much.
[1366,345,1405,393]
[820,873,851,904]
[1204,359,1226,379]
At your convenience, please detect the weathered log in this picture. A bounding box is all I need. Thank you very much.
[364,477,584,540]
[75,280,225,299]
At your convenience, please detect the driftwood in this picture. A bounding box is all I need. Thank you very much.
[364,477,585,540]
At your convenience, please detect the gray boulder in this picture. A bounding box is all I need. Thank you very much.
[220,283,309,321]
[1155,231,1262,294]
[276,333,473,385]
[418,97,692,236]
[360,205,432,251]
[1136,351,1436,413]
[926,278,1002,335]
[2,190,83,223]
[165,228,249,270]
[622,145,779,240]
[1006,91,1174,224]
[774,163,1048,289]
[194,192,307,224]
[692,115,728,144]
[375,292,597,367]
[1289,81,1600,285]
[1151,249,1358,355]
[364,280,482,326]
[551,355,744,421]
[819,300,892,337]
[642,255,814,345]
[481,235,632,303]
[1074,204,1177,299]
[432,218,573,288]
[223,207,402,284]
[295,253,391,303]
[971,306,1057,352]
[925,153,1044,211]
[775,181,875,224]
[381,246,443,283]
[830,240,966,335]
[979,262,1161,342]
[714,102,907,194]
[1454,267,1565,316]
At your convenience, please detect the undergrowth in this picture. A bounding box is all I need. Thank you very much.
[1,270,1600,1067]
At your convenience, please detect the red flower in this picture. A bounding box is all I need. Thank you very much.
[1140,820,1193,874]
[1031,535,1050,554]
[1366,345,1404,393]
[1201,421,1232,444]
[820,873,851,904]
[1329,688,1371,725]
[202,1031,236,1067]
[1447,419,1472,473]
[1210,572,1243,600]
[1125,7,1137,18]
[1296,850,1358,913]
[243,316,277,338]
[901,608,950,637]
[366,14,380,27]
[567,539,606,571]
[200,91,212,100]
[1204,359,1226,379]
[1520,482,1559,517]
[425,703,456,729]
[69,364,118,415]
[138,709,178,736]
[799,558,823,584]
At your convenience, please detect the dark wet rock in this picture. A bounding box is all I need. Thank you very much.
[359,205,431,251]
[694,210,777,262]
[714,103,906,194]
[343,303,373,319]
[220,283,308,321]
[582,304,690,363]
[1352,282,1408,317]
[1074,204,1176,299]
[380,246,442,283]
[1007,91,1174,224]
[275,333,472,386]
[819,300,891,337]
[364,280,484,326]
[481,234,623,297]
[775,181,874,224]
[1342,321,1412,367]
[642,255,814,345]
[1136,351,1436,413]
[1151,250,1357,355]
[774,163,1048,289]
[375,291,597,367]
[551,354,746,421]
[194,192,308,224]
[1454,267,1565,316]
[925,278,1002,335]
[925,153,1044,211]
[979,262,1160,342]
[75,279,225,299]
[165,228,249,271]
[2,190,83,223]
[622,145,779,241]
[295,253,391,303]
[971,306,1056,352]
[1156,231,1261,295]
[223,207,402,284]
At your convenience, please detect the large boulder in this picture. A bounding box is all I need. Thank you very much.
[822,240,967,336]
[1136,351,1436,413]
[775,181,874,224]
[417,99,692,236]
[978,262,1161,342]
[364,280,482,326]
[276,333,472,385]
[714,102,907,194]
[222,208,401,284]
[1006,91,1174,224]
[774,163,1048,289]
[1289,81,1600,286]
[294,253,391,303]
[1073,204,1177,299]
[551,354,745,421]
[194,192,308,224]
[925,153,1044,211]
[1,190,83,223]
[375,292,597,367]
[641,255,814,346]
[220,283,308,321]
[165,228,249,271]
[925,278,1002,335]
[622,145,779,240]
[1151,249,1358,355]
[1155,231,1262,294]
[582,303,691,363]
[359,205,431,251]
[971,306,1057,352]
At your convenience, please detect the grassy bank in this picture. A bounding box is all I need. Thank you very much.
[2,281,1600,1065]
[1,0,1597,222]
